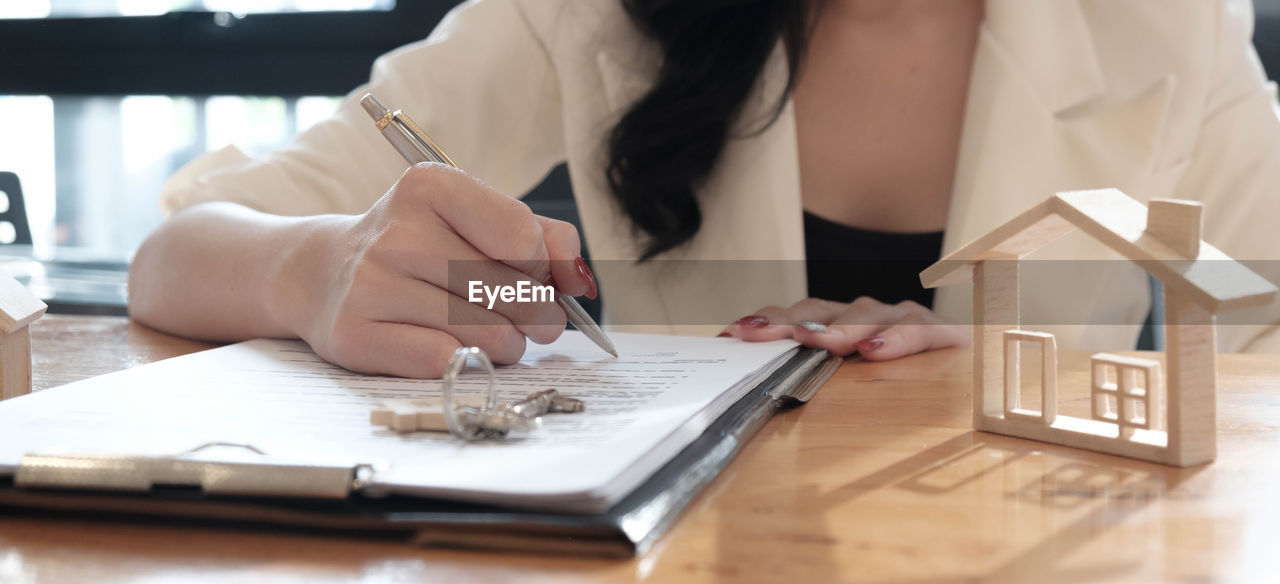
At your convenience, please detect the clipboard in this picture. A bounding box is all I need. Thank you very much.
[0,347,839,557]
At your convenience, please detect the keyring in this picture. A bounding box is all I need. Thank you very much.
[441,346,498,441]
[370,347,570,439]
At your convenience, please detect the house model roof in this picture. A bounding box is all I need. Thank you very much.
[920,189,1277,314]
[0,270,47,334]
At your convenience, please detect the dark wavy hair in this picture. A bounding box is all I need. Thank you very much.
[607,0,816,260]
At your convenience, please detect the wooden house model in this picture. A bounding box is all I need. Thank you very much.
[921,189,1277,467]
[0,270,46,400]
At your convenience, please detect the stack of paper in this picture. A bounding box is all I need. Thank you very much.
[0,332,800,513]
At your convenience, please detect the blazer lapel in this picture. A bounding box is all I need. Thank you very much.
[936,0,1178,335]
[983,0,1107,114]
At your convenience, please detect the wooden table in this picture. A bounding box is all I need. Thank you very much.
[3,315,1278,583]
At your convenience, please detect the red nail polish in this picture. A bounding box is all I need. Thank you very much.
[574,257,598,300]
[733,315,770,328]
[543,274,557,291]
[717,332,732,338]
[858,337,885,353]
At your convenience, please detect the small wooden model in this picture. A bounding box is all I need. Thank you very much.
[0,271,46,401]
[921,189,1277,467]
[371,399,457,433]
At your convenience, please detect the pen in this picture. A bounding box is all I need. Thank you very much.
[359,93,619,358]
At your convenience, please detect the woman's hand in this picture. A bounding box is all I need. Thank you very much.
[275,162,592,378]
[722,297,969,360]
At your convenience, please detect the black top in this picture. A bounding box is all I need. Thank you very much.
[803,211,945,308]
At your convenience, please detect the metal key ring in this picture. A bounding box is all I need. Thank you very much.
[441,347,498,441]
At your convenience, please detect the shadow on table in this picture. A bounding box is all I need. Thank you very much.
[736,428,1203,584]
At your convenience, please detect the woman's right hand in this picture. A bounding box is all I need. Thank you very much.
[274,162,592,378]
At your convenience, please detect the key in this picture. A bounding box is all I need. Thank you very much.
[370,398,541,436]
[504,389,586,418]
[549,393,586,413]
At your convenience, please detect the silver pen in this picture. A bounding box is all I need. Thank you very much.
[359,93,619,357]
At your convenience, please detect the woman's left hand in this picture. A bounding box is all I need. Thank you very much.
[722,297,969,360]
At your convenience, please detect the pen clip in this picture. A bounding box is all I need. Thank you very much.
[396,114,458,168]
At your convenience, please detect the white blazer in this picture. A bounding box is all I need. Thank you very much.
[162,0,1280,353]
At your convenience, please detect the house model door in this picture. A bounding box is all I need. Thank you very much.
[1002,330,1058,424]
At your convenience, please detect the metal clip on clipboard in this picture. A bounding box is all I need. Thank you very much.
[14,442,374,498]
[768,348,841,404]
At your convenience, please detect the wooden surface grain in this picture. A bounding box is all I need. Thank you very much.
[29,315,217,391]
[3,315,1279,583]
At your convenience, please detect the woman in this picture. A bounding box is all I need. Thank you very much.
[129,0,1280,377]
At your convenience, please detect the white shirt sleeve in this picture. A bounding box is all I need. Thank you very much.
[1173,0,1280,353]
[159,0,566,217]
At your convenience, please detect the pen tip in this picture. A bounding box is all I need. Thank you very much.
[359,93,388,122]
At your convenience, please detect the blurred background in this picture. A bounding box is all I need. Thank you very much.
[0,0,1278,314]
[0,0,578,313]
[0,1,456,258]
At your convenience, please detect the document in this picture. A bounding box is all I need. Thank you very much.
[0,332,799,513]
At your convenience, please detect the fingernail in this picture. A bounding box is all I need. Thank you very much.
[734,315,770,328]
[716,332,732,338]
[574,257,598,300]
[543,274,558,291]
[858,337,885,353]
[794,320,828,333]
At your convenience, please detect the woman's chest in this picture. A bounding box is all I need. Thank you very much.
[794,2,983,232]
